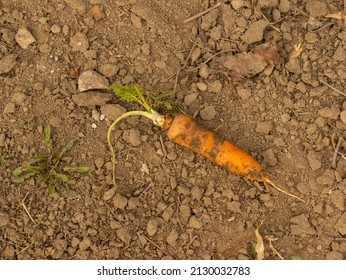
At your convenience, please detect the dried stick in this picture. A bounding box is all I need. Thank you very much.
[332,137,343,168]
[183,2,222,24]
[320,80,346,98]
[21,199,37,225]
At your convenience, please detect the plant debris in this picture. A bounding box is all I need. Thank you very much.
[211,43,281,80]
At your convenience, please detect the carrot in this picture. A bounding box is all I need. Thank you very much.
[107,85,304,202]
[163,114,266,181]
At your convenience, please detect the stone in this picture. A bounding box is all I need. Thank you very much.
[318,106,340,120]
[241,20,268,44]
[207,80,222,93]
[78,70,109,92]
[237,87,251,100]
[15,28,36,49]
[200,106,216,121]
[146,219,159,236]
[123,128,141,147]
[188,216,203,229]
[196,82,207,92]
[340,110,346,125]
[64,0,86,13]
[262,149,277,166]
[184,92,199,106]
[99,63,119,77]
[79,237,91,250]
[100,104,127,121]
[103,187,117,201]
[0,54,17,74]
[72,92,113,107]
[255,122,273,134]
[116,227,132,244]
[70,32,89,52]
[285,58,301,74]
[113,194,128,209]
[305,1,328,17]
[307,151,322,171]
[335,213,346,235]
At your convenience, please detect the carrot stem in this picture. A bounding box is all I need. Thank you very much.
[107,110,165,186]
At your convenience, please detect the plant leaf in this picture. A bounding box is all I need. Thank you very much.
[44,124,52,149]
[62,166,89,173]
[56,139,75,161]
[13,167,23,177]
[47,183,56,194]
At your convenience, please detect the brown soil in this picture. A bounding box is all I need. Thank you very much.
[1,0,346,260]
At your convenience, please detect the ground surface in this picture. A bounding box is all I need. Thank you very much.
[1,0,346,260]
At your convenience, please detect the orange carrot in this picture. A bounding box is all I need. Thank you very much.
[163,114,269,182]
[163,114,304,202]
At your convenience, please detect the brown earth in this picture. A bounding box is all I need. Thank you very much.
[1,0,346,260]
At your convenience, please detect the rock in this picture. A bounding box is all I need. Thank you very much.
[0,212,10,227]
[3,102,16,114]
[285,58,301,74]
[231,0,246,10]
[278,0,290,12]
[200,106,217,121]
[99,63,119,77]
[305,1,328,17]
[237,87,251,100]
[188,216,203,229]
[0,54,17,74]
[130,13,142,29]
[95,158,104,169]
[335,213,346,235]
[196,82,207,92]
[255,122,273,134]
[341,110,346,124]
[318,106,340,120]
[199,64,209,79]
[241,20,268,44]
[79,237,91,250]
[146,219,159,236]
[78,70,109,92]
[290,214,316,235]
[316,169,335,185]
[100,104,127,121]
[11,92,26,105]
[184,92,199,106]
[113,194,128,210]
[103,187,117,201]
[53,239,67,251]
[258,0,278,8]
[116,227,132,244]
[70,32,89,52]
[64,0,86,13]
[262,149,277,166]
[72,92,113,107]
[307,151,322,171]
[15,28,36,49]
[123,128,141,147]
[281,113,291,123]
[166,229,178,246]
[325,251,343,260]
[207,80,222,93]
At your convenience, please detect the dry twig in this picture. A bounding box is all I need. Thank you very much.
[183,2,222,24]
[320,80,346,98]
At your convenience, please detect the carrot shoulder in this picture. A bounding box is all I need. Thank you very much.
[164,114,269,182]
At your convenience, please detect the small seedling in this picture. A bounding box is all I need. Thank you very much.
[0,148,10,167]
[12,124,89,195]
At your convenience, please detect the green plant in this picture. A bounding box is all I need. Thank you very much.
[12,124,89,195]
[0,148,9,167]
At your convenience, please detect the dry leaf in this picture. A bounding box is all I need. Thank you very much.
[255,228,264,260]
[211,43,281,80]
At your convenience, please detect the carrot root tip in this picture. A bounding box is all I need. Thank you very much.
[263,178,305,203]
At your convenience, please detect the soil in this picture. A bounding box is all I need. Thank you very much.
[1,0,346,260]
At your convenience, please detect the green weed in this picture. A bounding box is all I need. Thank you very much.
[12,124,89,195]
[0,148,9,167]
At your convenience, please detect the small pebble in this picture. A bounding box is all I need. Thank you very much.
[281,113,291,123]
[200,106,217,121]
[15,28,36,49]
[340,110,346,125]
[196,82,207,92]
[50,24,61,34]
[207,80,222,93]
[78,70,109,92]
